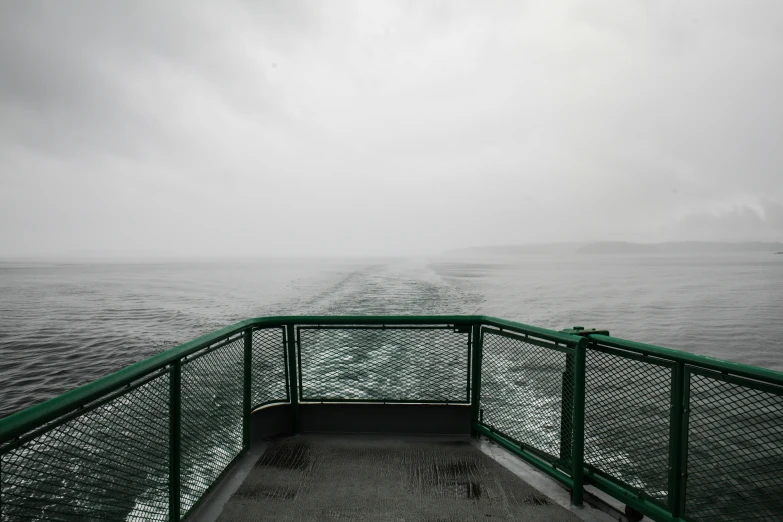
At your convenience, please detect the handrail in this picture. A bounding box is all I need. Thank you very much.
[0,319,254,442]
[0,315,571,442]
[587,333,783,386]
[481,316,588,347]
[0,319,322,439]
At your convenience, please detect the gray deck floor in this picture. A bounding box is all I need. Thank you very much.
[210,435,588,522]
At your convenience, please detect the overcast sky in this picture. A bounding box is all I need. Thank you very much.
[1,1,782,257]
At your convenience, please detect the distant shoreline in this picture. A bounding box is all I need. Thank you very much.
[445,241,783,257]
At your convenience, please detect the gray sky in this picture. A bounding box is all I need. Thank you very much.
[1,1,782,257]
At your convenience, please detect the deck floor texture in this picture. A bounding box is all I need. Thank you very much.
[216,435,582,522]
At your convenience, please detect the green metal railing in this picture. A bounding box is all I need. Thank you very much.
[0,316,781,522]
[580,334,783,522]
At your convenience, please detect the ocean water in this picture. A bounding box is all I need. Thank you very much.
[1,253,781,419]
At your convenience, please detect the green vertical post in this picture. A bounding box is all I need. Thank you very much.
[559,352,575,464]
[667,362,685,517]
[285,324,300,433]
[678,368,692,517]
[571,338,587,507]
[470,322,483,436]
[169,360,182,522]
[242,328,252,448]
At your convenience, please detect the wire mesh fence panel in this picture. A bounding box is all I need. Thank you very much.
[0,372,170,522]
[583,346,673,506]
[479,329,571,462]
[298,326,470,402]
[251,327,287,408]
[179,336,244,517]
[685,371,783,522]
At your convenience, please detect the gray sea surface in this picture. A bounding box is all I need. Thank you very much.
[1,253,782,419]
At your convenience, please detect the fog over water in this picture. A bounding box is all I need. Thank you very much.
[1,1,783,258]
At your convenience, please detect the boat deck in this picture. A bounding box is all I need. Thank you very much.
[190,435,615,522]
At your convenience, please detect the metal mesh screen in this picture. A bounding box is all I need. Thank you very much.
[179,336,244,517]
[298,326,470,402]
[685,371,783,521]
[0,372,170,522]
[251,327,287,408]
[583,346,672,505]
[479,329,571,462]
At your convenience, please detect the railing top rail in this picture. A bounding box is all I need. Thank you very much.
[0,318,254,442]
[481,316,588,347]
[6,314,780,443]
[0,315,485,441]
[271,315,585,346]
[256,315,482,326]
[588,333,783,387]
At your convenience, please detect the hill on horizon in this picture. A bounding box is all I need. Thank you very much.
[445,241,783,256]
